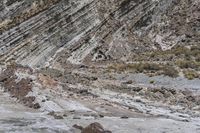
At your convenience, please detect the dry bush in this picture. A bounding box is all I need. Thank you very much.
[183,70,199,80]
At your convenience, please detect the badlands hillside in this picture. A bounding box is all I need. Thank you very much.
[0,0,200,132]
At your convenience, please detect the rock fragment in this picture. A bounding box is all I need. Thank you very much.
[81,122,112,133]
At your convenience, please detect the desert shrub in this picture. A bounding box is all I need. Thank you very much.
[127,63,161,73]
[162,66,179,78]
[107,63,179,77]
[40,68,63,78]
[140,63,160,71]
[176,60,200,70]
[190,49,200,57]
[195,54,200,62]
[191,45,200,51]
[149,80,155,84]
[172,46,190,56]
[107,63,130,72]
[184,70,199,80]
[107,63,161,73]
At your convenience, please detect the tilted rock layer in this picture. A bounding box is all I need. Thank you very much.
[0,0,199,67]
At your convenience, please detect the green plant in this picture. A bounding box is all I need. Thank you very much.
[107,62,179,77]
[149,80,155,84]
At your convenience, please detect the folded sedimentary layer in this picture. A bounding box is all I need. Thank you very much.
[0,0,199,66]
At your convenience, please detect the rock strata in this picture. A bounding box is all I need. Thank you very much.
[1,0,199,66]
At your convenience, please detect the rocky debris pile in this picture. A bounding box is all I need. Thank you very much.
[39,67,98,86]
[145,87,200,108]
[0,64,40,109]
[73,122,112,133]
[99,82,200,110]
[35,62,200,112]
[47,111,64,119]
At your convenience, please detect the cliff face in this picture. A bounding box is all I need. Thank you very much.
[0,0,199,66]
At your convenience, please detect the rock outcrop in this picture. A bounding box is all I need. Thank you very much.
[73,122,112,133]
[0,64,40,109]
[0,0,199,67]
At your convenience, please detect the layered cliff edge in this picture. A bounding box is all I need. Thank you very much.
[0,0,199,67]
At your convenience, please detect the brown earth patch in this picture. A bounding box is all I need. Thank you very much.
[0,64,40,109]
[38,73,58,89]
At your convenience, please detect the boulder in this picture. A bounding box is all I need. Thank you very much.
[73,122,112,133]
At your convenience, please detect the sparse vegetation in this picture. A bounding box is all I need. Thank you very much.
[183,70,199,80]
[132,46,200,62]
[128,46,200,79]
[149,80,155,84]
[176,60,200,70]
[107,63,161,73]
[195,54,200,62]
[162,66,179,78]
[107,63,179,78]
[40,68,63,78]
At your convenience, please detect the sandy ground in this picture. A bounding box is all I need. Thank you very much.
[1,85,200,133]
[0,89,73,133]
[116,73,200,92]
[1,65,200,133]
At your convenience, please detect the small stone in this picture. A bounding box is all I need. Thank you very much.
[33,103,41,109]
[73,124,83,130]
[47,111,55,116]
[121,116,129,119]
[69,93,74,96]
[135,99,142,102]
[42,99,46,102]
[83,114,90,117]
[63,114,68,117]
[132,87,143,92]
[182,119,189,122]
[70,110,75,113]
[125,80,133,84]
[54,115,64,119]
[73,116,81,119]
[128,106,135,110]
[82,122,112,133]
[78,89,88,94]
[99,114,104,118]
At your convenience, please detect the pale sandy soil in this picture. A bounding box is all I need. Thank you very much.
[1,85,200,133]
